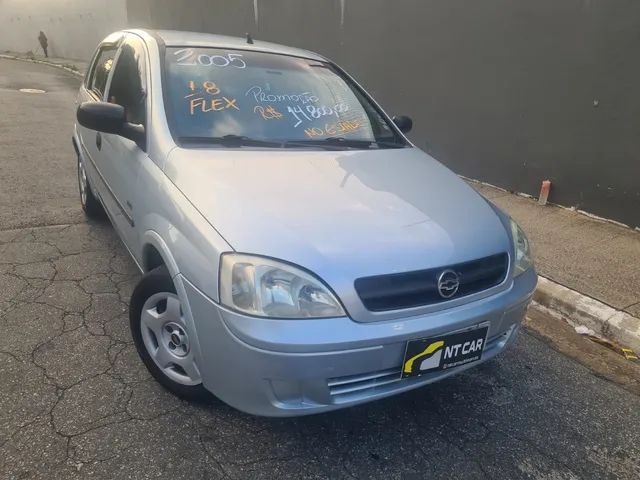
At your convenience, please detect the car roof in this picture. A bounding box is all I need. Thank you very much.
[128,29,326,62]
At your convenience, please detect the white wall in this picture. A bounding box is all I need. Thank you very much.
[0,0,127,60]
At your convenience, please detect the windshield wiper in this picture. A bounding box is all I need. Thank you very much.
[285,137,407,149]
[177,135,282,148]
[282,139,347,150]
[177,135,407,150]
[325,137,407,149]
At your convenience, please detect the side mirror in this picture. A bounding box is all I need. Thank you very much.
[77,101,146,148]
[77,101,125,134]
[393,115,413,134]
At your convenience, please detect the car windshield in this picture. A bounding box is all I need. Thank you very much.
[163,47,407,149]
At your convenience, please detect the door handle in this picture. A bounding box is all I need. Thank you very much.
[96,132,102,150]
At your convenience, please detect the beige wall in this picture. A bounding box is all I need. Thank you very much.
[0,0,127,60]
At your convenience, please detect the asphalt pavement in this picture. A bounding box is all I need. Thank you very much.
[1,58,639,480]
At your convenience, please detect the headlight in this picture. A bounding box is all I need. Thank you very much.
[219,253,346,318]
[510,219,533,276]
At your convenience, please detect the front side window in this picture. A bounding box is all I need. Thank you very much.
[89,47,117,99]
[164,47,406,149]
[107,37,147,126]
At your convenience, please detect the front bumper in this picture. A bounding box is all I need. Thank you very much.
[183,268,537,417]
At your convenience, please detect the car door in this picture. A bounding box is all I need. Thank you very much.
[99,34,150,251]
[76,41,120,211]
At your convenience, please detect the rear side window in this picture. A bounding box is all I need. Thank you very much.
[88,47,117,99]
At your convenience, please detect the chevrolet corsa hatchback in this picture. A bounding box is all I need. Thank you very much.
[73,30,536,416]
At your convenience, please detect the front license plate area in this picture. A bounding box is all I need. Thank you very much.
[401,326,489,378]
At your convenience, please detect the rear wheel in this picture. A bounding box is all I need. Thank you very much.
[77,154,104,219]
[130,266,209,400]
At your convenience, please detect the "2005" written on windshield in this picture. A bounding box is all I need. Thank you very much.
[173,49,246,68]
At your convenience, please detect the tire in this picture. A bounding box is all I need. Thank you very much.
[130,266,210,401]
[77,153,105,219]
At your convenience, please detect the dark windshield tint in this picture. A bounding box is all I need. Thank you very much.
[163,47,406,148]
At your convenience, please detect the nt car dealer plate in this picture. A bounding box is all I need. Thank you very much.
[402,325,489,378]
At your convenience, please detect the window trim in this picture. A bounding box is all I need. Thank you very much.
[84,48,100,88]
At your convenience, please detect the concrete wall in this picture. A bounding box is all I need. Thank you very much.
[0,0,127,60]
[127,0,640,228]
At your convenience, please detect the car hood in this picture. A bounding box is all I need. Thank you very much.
[165,146,512,320]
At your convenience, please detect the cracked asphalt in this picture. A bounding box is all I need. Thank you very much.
[1,58,639,480]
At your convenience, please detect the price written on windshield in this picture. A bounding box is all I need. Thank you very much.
[254,105,283,120]
[287,103,350,127]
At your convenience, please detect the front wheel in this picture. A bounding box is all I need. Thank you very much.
[130,266,209,401]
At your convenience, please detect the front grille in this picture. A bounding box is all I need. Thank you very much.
[327,368,401,398]
[327,329,511,402]
[354,253,508,311]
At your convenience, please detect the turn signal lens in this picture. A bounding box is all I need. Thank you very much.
[510,219,533,276]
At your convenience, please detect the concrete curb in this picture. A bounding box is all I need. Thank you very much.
[0,54,83,78]
[533,276,640,354]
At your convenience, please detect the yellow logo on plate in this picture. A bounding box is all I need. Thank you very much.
[403,340,445,374]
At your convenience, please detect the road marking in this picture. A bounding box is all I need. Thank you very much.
[19,88,46,93]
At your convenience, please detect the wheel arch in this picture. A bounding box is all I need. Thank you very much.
[141,230,181,278]
[138,227,209,390]
[138,203,231,302]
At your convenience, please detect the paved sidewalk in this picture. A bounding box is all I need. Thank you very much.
[470,181,640,318]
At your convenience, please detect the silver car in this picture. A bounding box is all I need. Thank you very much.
[73,29,536,416]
